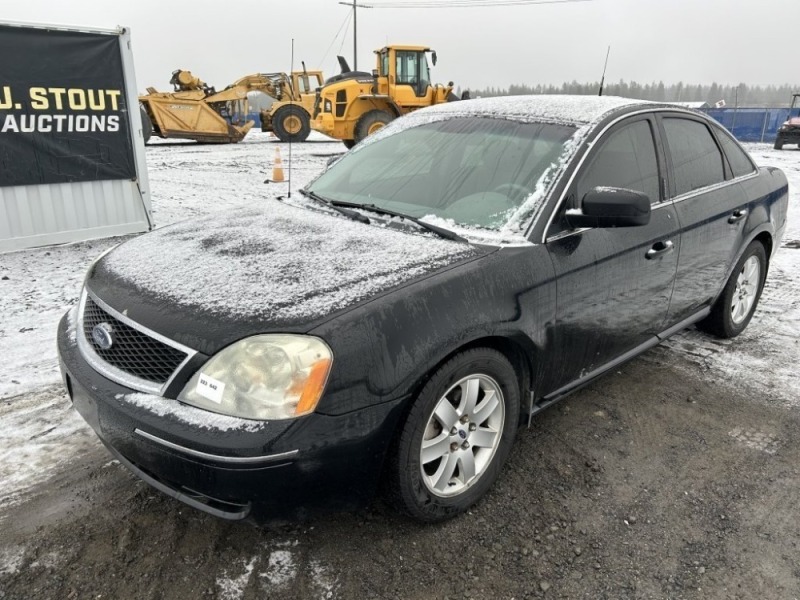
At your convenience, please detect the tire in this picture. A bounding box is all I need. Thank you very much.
[354,109,393,144]
[385,348,520,523]
[343,139,356,149]
[139,104,153,144]
[271,105,311,143]
[697,241,767,338]
[774,135,784,150]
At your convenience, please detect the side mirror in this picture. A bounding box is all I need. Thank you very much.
[565,187,651,228]
[431,51,437,66]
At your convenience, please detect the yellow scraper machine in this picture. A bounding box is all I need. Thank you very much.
[139,68,324,144]
[312,44,467,148]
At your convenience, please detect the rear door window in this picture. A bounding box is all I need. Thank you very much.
[662,118,726,196]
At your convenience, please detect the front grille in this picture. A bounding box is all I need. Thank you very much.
[82,295,188,385]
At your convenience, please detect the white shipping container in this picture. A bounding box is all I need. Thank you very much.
[0,21,152,253]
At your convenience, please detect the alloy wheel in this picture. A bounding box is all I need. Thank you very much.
[419,374,505,497]
[731,255,760,324]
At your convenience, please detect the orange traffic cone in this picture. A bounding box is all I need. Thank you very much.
[272,147,285,182]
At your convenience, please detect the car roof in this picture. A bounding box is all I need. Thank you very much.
[415,94,656,127]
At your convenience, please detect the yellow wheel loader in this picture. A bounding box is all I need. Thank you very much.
[139,68,324,144]
[260,70,324,142]
[311,45,466,148]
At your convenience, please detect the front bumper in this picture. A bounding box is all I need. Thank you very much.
[311,112,336,136]
[58,312,406,522]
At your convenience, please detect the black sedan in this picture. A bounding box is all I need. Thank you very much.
[57,95,789,523]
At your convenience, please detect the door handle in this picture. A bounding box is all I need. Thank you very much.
[646,240,674,260]
[728,209,748,224]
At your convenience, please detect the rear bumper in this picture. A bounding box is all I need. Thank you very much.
[58,312,406,522]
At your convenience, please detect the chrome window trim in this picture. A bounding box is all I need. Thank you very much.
[668,170,759,205]
[539,107,760,244]
[537,108,658,244]
[77,288,198,396]
[134,428,299,464]
[544,227,591,243]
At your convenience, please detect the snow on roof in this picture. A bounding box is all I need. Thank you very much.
[668,101,710,109]
[412,95,648,126]
[98,201,482,324]
[352,95,649,160]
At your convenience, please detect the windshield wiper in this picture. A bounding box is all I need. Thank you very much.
[299,189,370,224]
[330,201,468,243]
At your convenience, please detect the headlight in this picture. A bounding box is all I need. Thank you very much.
[324,99,332,113]
[178,334,333,420]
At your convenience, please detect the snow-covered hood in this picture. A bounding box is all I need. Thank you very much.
[89,202,486,350]
[783,116,800,128]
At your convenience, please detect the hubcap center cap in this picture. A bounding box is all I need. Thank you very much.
[452,427,470,445]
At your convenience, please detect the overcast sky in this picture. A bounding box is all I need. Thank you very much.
[4,0,799,94]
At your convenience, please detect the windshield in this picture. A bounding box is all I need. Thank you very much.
[308,117,577,231]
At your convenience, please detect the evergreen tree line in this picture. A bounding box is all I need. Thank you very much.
[464,81,800,107]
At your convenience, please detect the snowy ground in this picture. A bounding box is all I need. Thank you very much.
[0,135,798,512]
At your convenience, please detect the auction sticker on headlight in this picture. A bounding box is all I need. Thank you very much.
[196,373,225,404]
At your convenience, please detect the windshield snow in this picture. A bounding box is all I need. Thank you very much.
[308,117,577,232]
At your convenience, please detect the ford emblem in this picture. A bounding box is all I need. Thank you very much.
[92,322,115,350]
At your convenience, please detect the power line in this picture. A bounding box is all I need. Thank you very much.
[318,10,353,67]
[338,0,372,70]
[338,12,352,56]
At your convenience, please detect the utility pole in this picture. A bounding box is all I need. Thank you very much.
[338,0,371,70]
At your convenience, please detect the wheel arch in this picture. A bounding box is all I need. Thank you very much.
[349,96,401,120]
[377,332,539,498]
[711,227,773,308]
[753,230,773,261]
[402,333,539,430]
[736,227,774,275]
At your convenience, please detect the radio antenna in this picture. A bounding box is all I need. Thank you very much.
[598,45,610,96]
[288,38,294,198]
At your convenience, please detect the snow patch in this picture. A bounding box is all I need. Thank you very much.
[309,559,339,599]
[29,551,63,570]
[0,387,99,509]
[216,556,257,600]
[0,546,25,575]
[117,393,266,432]
[259,549,297,587]
[65,304,78,345]
[729,428,780,455]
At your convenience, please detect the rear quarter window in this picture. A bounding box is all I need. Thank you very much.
[714,126,757,178]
